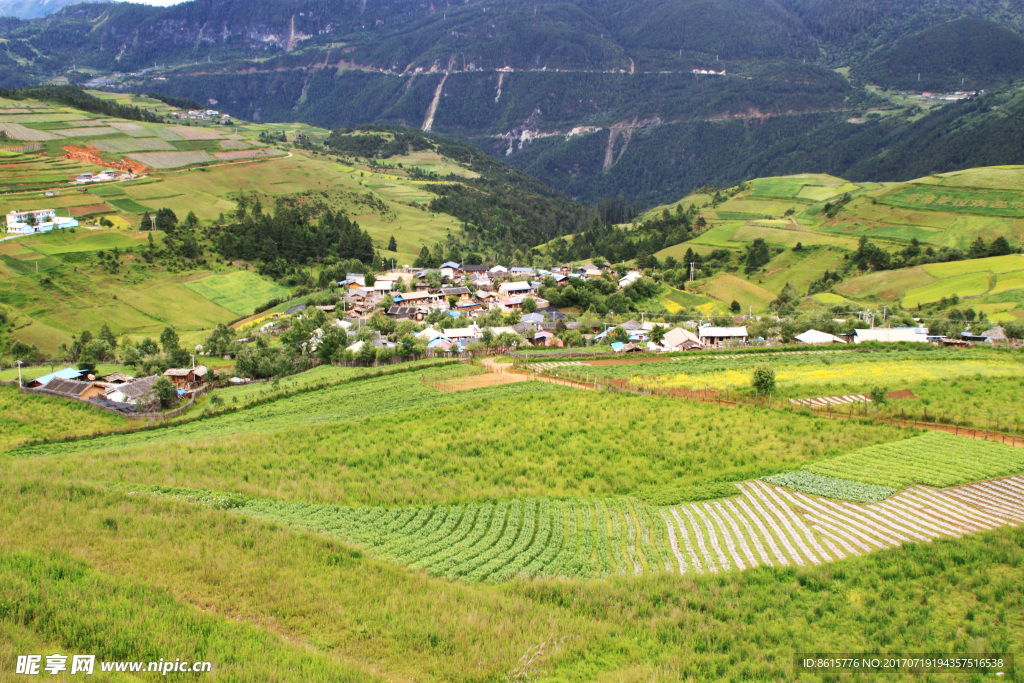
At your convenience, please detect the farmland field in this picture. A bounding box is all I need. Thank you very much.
[573,348,1024,398]
[2,350,1024,679]
[9,369,908,505]
[126,151,217,168]
[879,184,1024,218]
[807,432,1024,489]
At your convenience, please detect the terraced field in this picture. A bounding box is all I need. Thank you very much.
[151,466,1024,582]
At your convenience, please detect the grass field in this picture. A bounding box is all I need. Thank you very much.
[836,266,937,300]
[0,228,287,351]
[9,369,907,506]
[0,385,127,449]
[692,273,775,311]
[583,348,1024,397]
[183,271,291,317]
[901,271,993,308]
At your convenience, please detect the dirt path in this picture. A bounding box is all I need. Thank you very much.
[478,357,598,391]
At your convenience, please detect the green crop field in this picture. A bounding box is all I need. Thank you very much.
[879,184,1024,219]
[0,385,127,449]
[807,432,1024,489]
[693,272,776,310]
[182,271,290,317]
[4,99,1024,680]
[580,348,1024,397]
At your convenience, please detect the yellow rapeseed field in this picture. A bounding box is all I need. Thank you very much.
[646,359,1024,390]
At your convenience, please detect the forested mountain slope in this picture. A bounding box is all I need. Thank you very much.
[6,0,1024,203]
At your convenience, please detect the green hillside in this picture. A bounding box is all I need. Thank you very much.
[0,91,589,355]
[644,168,1024,320]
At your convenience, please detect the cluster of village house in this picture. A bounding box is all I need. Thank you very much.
[19,365,208,413]
[170,109,231,123]
[74,170,137,185]
[282,261,1012,353]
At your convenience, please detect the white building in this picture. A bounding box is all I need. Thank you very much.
[854,328,929,344]
[5,209,78,235]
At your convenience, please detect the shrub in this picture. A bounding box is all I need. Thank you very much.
[751,364,776,395]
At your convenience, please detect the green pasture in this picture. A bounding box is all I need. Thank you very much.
[695,272,775,310]
[901,271,993,308]
[992,272,1024,294]
[923,255,1024,278]
[0,235,245,351]
[837,266,937,301]
[879,184,1024,219]
[184,271,291,317]
[750,246,848,296]
[916,165,1024,191]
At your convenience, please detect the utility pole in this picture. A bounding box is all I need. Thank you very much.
[16,359,23,386]
[689,262,696,281]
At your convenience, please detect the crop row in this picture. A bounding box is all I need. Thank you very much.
[807,432,1024,489]
[160,470,1024,583]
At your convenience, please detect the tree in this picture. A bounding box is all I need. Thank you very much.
[152,376,178,409]
[154,208,178,234]
[989,236,1012,256]
[730,300,741,314]
[160,327,180,354]
[751,364,775,395]
[968,237,988,260]
[99,323,117,351]
[139,211,152,231]
[387,235,397,252]
[357,342,377,365]
[869,386,888,405]
[522,297,538,314]
[744,239,771,274]
[650,325,667,345]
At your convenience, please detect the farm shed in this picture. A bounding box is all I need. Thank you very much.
[698,326,749,346]
[854,328,929,344]
[794,329,847,345]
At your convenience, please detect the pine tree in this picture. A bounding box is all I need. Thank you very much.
[140,211,151,231]
[388,235,397,251]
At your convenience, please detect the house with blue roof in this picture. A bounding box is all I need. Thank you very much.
[26,367,83,387]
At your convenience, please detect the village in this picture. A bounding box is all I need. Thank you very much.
[10,256,1014,418]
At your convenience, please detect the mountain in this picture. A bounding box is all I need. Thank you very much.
[0,0,97,20]
[6,0,1024,204]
